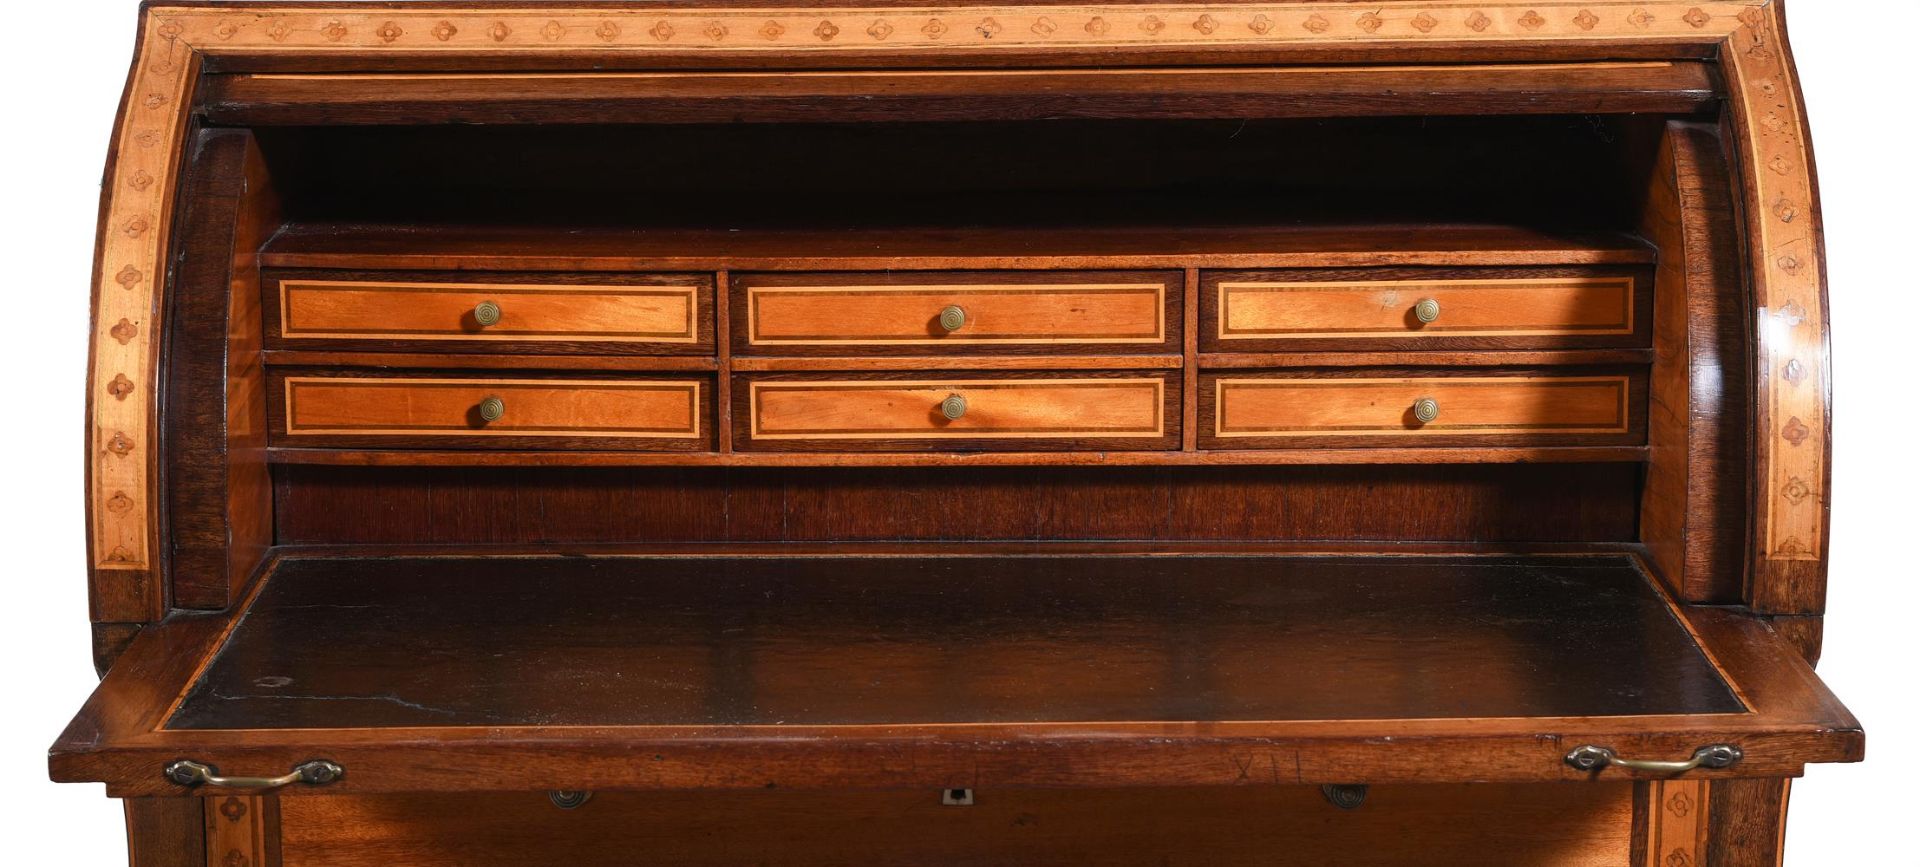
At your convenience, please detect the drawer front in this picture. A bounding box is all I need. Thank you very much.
[275,376,707,449]
[1202,268,1648,350]
[1204,372,1643,448]
[735,272,1178,354]
[740,374,1176,451]
[268,272,712,353]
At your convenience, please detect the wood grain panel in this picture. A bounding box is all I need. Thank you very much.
[280,279,699,343]
[1217,276,1634,340]
[742,374,1175,450]
[747,283,1163,347]
[276,376,704,447]
[278,785,1635,867]
[1207,374,1638,447]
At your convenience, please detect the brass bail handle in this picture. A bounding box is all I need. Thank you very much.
[1565,744,1743,774]
[164,759,344,792]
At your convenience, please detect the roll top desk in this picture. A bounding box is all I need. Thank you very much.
[53,2,1861,864]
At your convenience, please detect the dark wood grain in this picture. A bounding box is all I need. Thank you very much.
[1706,778,1792,867]
[202,62,1716,125]
[124,798,205,867]
[272,464,1642,545]
[165,128,281,611]
[166,553,1742,730]
[262,222,1658,273]
[1638,121,1750,605]
[276,784,1635,867]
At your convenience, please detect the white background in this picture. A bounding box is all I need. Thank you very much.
[1,1,1913,863]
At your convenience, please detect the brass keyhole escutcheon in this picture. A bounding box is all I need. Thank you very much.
[478,395,506,423]
[938,305,967,333]
[1413,298,1441,324]
[474,300,503,327]
[1412,397,1440,425]
[940,394,968,421]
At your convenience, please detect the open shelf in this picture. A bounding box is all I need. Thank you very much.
[262,222,1656,272]
[55,548,1858,795]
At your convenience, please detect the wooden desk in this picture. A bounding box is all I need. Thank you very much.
[53,3,1858,864]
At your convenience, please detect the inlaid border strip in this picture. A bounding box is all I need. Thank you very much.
[282,376,705,438]
[90,2,1827,623]
[1644,780,1710,867]
[1216,276,1637,339]
[746,283,1167,346]
[749,377,1167,439]
[1212,376,1633,437]
[279,279,701,343]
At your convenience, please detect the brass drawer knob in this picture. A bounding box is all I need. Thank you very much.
[939,393,968,420]
[938,305,967,333]
[1412,397,1441,424]
[474,300,503,327]
[1413,298,1441,324]
[477,395,506,423]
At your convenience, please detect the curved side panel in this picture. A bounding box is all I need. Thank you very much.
[87,12,198,622]
[1723,3,1832,614]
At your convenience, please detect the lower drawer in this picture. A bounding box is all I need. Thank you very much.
[272,784,1637,867]
[737,372,1179,451]
[270,373,711,450]
[1202,369,1645,448]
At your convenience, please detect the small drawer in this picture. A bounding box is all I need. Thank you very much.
[734,272,1179,354]
[1202,267,1649,350]
[272,374,709,450]
[267,271,713,354]
[1202,370,1644,448]
[738,373,1178,451]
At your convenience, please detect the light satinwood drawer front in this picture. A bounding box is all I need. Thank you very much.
[1201,267,1650,350]
[734,272,1179,354]
[1202,370,1644,448]
[738,373,1178,451]
[266,270,713,354]
[272,374,709,450]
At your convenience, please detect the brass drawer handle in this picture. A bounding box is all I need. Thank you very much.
[939,393,968,420]
[937,305,967,333]
[1413,298,1441,324]
[1565,744,1743,774]
[164,759,344,792]
[477,395,506,423]
[1412,397,1441,424]
[474,300,502,327]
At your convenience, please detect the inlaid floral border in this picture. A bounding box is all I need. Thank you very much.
[89,1,1826,619]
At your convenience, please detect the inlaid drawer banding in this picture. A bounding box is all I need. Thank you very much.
[278,279,702,343]
[744,282,1167,347]
[1213,376,1634,439]
[748,378,1167,441]
[282,377,704,439]
[1215,276,1637,341]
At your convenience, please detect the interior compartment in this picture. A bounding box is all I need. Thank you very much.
[252,115,1667,235]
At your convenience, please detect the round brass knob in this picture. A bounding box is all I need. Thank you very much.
[474,300,503,327]
[938,305,967,333]
[1413,298,1441,324]
[477,396,506,423]
[1412,397,1441,425]
[939,394,968,421]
